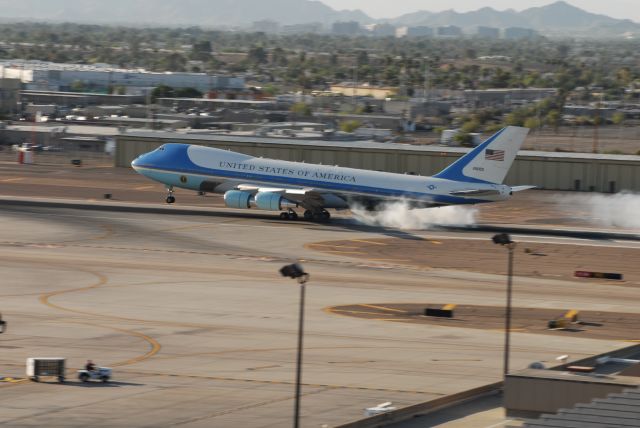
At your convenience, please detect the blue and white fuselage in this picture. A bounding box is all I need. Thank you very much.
[131,126,532,220]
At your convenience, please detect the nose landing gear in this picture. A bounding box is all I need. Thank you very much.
[166,187,176,204]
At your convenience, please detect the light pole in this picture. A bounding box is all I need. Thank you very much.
[492,233,516,379]
[279,263,310,428]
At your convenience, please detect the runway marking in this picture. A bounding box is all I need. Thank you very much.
[324,251,366,255]
[361,304,408,314]
[0,178,24,183]
[430,240,442,245]
[367,258,412,262]
[351,239,387,246]
[133,185,155,191]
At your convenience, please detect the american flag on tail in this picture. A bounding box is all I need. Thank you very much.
[485,149,505,161]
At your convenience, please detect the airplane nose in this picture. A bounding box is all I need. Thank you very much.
[131,156,145,170]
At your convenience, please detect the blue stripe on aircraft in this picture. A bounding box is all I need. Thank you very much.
[135,162,487,206]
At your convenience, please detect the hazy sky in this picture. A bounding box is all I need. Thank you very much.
[319,0,640,22]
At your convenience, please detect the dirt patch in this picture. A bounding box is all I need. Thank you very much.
[307,238,639,285]
[328,303,640,341]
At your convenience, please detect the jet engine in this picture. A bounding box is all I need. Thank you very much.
[224,190,298,211]
[224,190,253,209]
[254,192,298,211]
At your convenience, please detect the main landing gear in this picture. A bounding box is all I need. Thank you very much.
[279,209,299,221]
[166,187,176,204]
[278,209,331,222]
[303,209,331,222]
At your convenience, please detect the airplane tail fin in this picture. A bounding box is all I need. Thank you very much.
[434,126,529,184]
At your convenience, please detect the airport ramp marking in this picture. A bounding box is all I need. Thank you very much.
[39,271,109,314]
[0,377,27,384]
[331,309,391,316]
[351,239,387,246]
[38,271,162,367]
[360,304,408,314]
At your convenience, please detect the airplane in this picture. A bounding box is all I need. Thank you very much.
[131,126,533,221]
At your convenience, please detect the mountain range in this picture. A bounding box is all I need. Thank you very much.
[0,0,636,36]
[387,1,636,33]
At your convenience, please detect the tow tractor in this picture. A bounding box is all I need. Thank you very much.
[77,367,112,383]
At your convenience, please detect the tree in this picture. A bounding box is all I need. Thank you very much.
[70,80,86,92]
[175,87,203,98]
[546,110,561,133]
[524,117,541,130]
[339,120,361,133]
[611,111,625,125]
[460,119,480,133]
[290,102,312,117]
[453,132,473,147]
[248,45,267,64]
[151,85,175,101]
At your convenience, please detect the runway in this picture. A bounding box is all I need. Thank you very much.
[0,200,638,427]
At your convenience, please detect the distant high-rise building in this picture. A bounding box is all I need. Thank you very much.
[437,25,463,37]
[406,26,434,37]
[371,23,396,37]
[477,26,500,39]
[504,27,538,39]
[281,23,323,34]
[250,20,280,34]
[332,21,361,36]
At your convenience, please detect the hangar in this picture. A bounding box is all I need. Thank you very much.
[115,131,640,193]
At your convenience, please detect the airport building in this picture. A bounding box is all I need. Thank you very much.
[0,60,245,94]
[115,131,640,193]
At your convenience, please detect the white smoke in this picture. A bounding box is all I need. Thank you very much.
[573,192,640,229]
[351,200,478,230]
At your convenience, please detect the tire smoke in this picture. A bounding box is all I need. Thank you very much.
[575,192,640,229]
[351,200,478,230]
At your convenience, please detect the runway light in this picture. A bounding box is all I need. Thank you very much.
[280,263,308,281]
[280,263,310,428]
[491,233,516,380]
[492,233,513,246]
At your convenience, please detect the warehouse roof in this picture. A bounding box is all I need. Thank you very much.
[121,130,640,162]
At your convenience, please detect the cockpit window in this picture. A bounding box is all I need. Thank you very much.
[157,145,166,151]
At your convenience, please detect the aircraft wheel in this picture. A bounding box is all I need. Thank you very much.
[279,212,290,220]
[303,210,313,221]
[166,196,176,204]
[288,211,299,221]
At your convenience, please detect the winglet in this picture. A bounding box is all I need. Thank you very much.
[434,126,529,184]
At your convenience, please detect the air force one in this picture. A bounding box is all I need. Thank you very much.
[131,126,534,221]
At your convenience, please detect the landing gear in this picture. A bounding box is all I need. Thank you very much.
[166,187,176,204]
[304,209,330,222]
[279,209,299,221]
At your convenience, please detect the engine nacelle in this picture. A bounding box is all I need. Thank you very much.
[255,192,298,211]
[224,190,253,209]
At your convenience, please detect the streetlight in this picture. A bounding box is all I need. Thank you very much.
[492,233,516,379]
[279,263,310,428]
